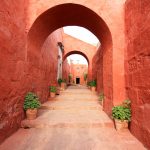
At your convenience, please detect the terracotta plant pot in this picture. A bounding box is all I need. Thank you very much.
[56,87,60,95]
[61,82,66,90]
[50,92,56,98]
[99,100,103,106]
[26,108,38,120]
[65,83,67,89]
[91,86,96,92]
[114,119,129,131]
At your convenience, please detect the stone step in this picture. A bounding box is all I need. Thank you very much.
[48,97,99,102]
[61,92,97,95]
[48,96,99,102]
[40,105,101,110]
[40,100,102,110]
[21,120,114,129]
[21,109,114,129]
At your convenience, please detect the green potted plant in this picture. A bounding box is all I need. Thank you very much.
[61,79,66,90]
[99,92,104,106]
[84,73,88,84]
[58,78,62,86]
[112,99,131,130]
[56,86,61,95]
[57,78,63,94]
[90,80,96,92]
[50,86,57,98]
[122,99,131,108]
[68,73,72,83]
[87,81,91,89]
[23,92,41,120]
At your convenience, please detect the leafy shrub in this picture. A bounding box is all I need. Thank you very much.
[99,92,104,101]
[87,81,90,86]
[84,73,88,81]
[123,99,131,108]
[90,80,96,87]
[68,74,72,79]
[50,86,57,93]
[62,79,66,83]
[23,92,41,110]
[112,105,131,121]
[58,78,62,85]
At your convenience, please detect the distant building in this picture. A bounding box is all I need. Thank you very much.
[70,63,88,85]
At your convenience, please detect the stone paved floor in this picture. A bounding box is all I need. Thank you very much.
[0,85,146,150]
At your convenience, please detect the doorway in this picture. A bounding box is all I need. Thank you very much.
[76,77,80,84]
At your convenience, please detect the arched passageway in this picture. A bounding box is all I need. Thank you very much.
[63,52,89,85]
[27,3,113,115]
[62,29,98,81]
[1,1,149,148]
[28,3,112,51]
[63,51,89,65]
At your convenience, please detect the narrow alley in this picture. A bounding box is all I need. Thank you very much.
[0,86,145,150]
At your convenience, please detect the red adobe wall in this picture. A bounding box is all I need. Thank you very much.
[92,46,103,93]
[92,44,113,115]
[0,0,63,142]
[29,29,63,102]
[0,0,27,143]
[62,33,97,81]
[125,0,150,148]
[62,59,70,83]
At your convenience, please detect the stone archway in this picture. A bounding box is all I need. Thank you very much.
[63,50,90,80]
[27,3,112,51]
[27,3,114,115]
[63,50,89,65]
[63,50,89,84]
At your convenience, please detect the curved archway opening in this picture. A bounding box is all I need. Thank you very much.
[64,53,88,85]
[27,3,113,115]
[27,3,112,52]
[63,50,89,65]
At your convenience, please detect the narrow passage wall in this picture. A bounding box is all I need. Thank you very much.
[0,0,27,143]
[92,46,103,93]
[0,0,63,142]
[62,59,70,83]
[125,0,150,148]
[28,29,63,103]
[92,43,113,116]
